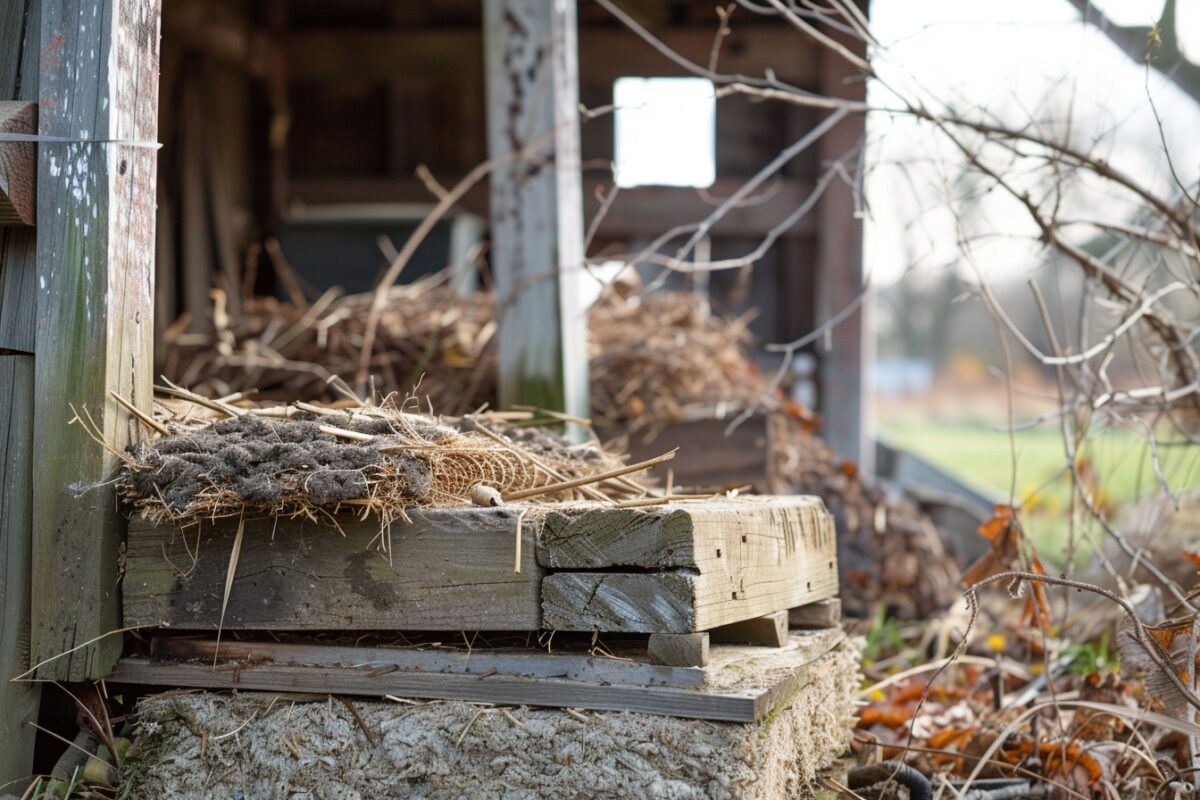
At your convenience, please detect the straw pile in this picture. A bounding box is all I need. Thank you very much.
[115,393,643,528]
[161,278,770,433]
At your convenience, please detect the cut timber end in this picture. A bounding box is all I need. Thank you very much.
[540,496,839,633]
[647,632,710,668]
[0,102,35,226]
[710,611,789,648]
[538,495,833,569]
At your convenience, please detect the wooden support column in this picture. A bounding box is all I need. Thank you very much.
[815,33,870,471]
[31,0,161,681]
[0,0,41,785]
[484,0,588,423]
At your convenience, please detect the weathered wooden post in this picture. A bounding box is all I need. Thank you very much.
[483,0,589,424]
[815,30,870,471]
[0,0,44,784]
[31,0,161,681]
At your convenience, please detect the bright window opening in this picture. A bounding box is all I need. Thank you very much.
[613,77,716,188]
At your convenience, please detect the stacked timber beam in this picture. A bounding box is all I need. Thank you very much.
[119,495,841,713]
[124,497,836,641]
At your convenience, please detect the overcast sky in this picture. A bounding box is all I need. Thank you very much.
[864,0,1200,285]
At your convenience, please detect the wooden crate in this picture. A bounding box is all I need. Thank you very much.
[123,496,837,637]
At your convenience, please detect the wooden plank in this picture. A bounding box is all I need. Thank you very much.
[484,0,588,421]
[111,658,759,722]
[111,629,848,723]
[0,2,40,786]
[647,632,709,668]
[710,611,789,647]
[0,355,39,787]
[289,177,818,240]
[789,598,841,630]
[151,638,706,690]
[0,102,35,226]
[31,0,161,680]
[123,509,544,631]
[538,496,830,569]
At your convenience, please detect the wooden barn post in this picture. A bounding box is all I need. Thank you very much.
[815,31,870,471]
[31,0,161,681]
[483,0,589,424]
[0,0,43,782]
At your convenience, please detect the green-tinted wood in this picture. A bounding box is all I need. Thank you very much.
[31,0,161,680]
[484,0,588,422]
[0,356,39,787]
[0,0,40,787]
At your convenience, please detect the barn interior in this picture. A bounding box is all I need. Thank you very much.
[154,0,867,463]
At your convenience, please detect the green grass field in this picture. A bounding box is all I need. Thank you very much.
[879,418,1200,566]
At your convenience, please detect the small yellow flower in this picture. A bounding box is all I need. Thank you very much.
[986,633,1007,653]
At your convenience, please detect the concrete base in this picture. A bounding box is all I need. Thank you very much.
[123,639,860,799]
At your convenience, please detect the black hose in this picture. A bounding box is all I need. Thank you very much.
[847,760,933,800]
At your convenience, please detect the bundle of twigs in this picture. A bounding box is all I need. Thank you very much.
[588,293,767,436]
[162,272,498,413]
[111,387,658,529]
[161,277,771,433]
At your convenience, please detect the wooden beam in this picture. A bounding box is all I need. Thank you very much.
[124,510,544,631]
[31,0,161,681]
[0,355,39,786]
[0,102,35,226]
[149,638,706,690]
[538,496,833,568]
[0,2,42,785]
[289,176,818,240]
[484,0,588,421]
[789,597,841,630]
[647,632,709,668]
[285,27,819,88]
[710,611,789,647]
[814,32,869,471]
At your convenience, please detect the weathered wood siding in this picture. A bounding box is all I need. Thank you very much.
[0,0,41,786]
